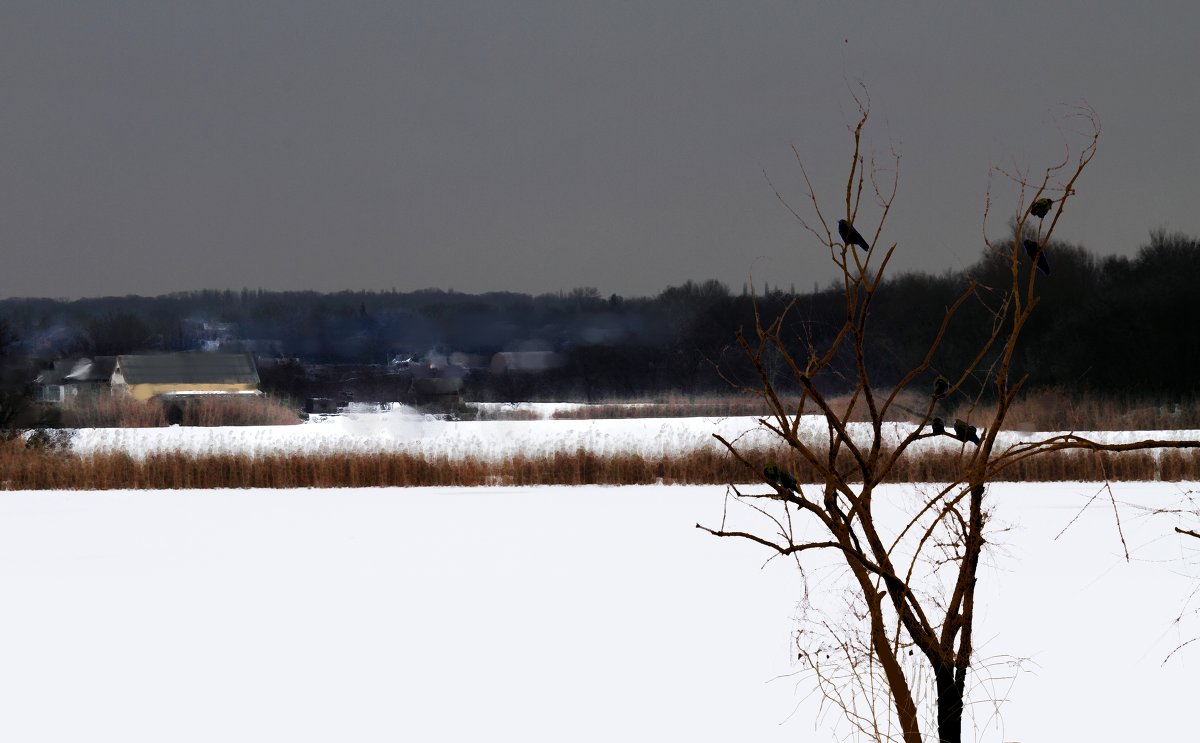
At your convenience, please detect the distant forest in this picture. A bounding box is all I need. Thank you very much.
[2,231,1198,402]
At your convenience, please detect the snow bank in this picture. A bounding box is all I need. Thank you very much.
[67,404,1200,461]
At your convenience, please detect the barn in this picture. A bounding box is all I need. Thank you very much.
[111,352,260,401]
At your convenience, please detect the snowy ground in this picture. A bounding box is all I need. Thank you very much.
[0,482,1196,742]
[67,403,1200,460]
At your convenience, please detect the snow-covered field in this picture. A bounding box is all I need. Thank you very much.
[6,412,1200,739]
[0,482,1196,742]
[67,403,1200,460]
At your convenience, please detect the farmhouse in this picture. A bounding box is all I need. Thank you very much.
[35,356,116,403]
[111,352,260,401]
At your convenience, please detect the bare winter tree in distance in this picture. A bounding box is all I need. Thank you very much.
[699,93,1200,742]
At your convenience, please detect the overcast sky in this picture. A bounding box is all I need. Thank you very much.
[3,1,1197,299]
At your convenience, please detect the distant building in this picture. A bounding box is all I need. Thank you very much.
[111,352,260,401]
[181,319,240,350]
[35,356,116,404]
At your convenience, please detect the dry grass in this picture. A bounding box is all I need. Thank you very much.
[180,395,301,426]
[466,405,544,422]
[544,391,1200,431]
[3,442,1199,491]
[947,389,1200,432]
[62,395,167,428]
[60,394,300,428]
[549,395,798,420]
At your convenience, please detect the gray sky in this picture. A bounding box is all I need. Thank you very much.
[3,1,1197,299]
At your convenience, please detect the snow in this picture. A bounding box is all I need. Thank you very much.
[65,404,1200,460]
[0,482,1196,742]
[465,401,598,418]
[9,411,1200,738]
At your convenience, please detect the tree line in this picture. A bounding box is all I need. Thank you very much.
[0,229,1197,402]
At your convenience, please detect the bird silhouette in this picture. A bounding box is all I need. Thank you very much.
[837,220,871,251]
[1029,198,1053,219]
[953,418,981,445]
[764,462,799,492]
[933,377,949,398]
[931,417,946,435]
[1023,239,1052,275]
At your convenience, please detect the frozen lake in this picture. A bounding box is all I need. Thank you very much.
[0,482,1196,741]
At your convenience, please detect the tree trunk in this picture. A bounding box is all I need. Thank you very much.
[935,669,964,743]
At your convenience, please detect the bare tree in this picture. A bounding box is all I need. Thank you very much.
[699,96,1200,743]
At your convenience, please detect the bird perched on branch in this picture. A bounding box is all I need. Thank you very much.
[931,417,946,436]
[933,376,949,398]
[1023,239,1052,275]
[763,462,799,493]
[837,220,871,251]
[953,418,981,445]
[1029,198,1053,219]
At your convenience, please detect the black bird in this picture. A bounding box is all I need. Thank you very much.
[1029,198,1053,219]
[931,417,946,436]
[953,418,981,445]
[764,462,799,492]
[933,376,949,398]
[837,220,871,251]
[1022,239,1052,275]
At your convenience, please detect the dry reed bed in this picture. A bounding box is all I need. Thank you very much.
[61,394,300,428]
[548,397,783,420]
[3,444,1199,491]
[543,391,1200,431]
